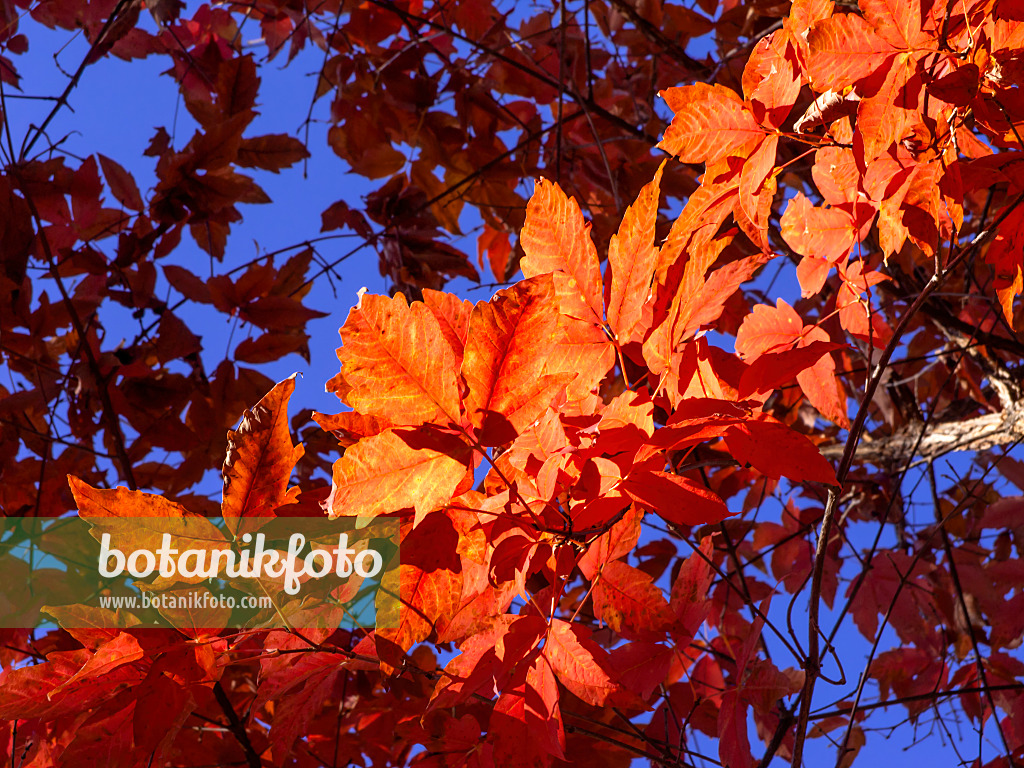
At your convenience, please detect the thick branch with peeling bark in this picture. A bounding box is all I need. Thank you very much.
[821,401,1024,465]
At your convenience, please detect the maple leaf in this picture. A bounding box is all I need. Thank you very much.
[520,179,604,326]
[606,163,664,343]
[659,84,763,164]
[622,471,733,528]
[335,292,462,426]
[591,560,675,641]
[671,537,716,643]
[805,12,896,91]
[724,418,838,485]
[221,375,304,534]
[543,619,619,706]
[325,427,471,524]
[378,511,463,650]
[735,299,849,427]
[462,275,570,446]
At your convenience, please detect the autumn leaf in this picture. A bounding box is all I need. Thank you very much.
[378,511,463,650]
[591,560,675,641]
[724,419,837,485]
[735,299,849,427]
[221,375,304,534]
[622,471,733,528]
[659,84,763,164]
[98,153,145,211]
[462,275,568,445]
[520,178,605,325]
[325,427,471,524]
[805,12,895,91]
[543,619,618,706]
[780,192,864,263]
[737,340,846,399]
[336,292,462,426]
[606,163,663,342]
[235,134,310,172]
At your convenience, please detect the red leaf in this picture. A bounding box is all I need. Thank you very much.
[724,419,837,485]
[591,560,674,641]
[737,340,846,399]
[622,471,733,527]
[670,536,716,641]
[235,133,310,172]
[221,375,303,534]
[543,619,618,706]
[609,642,673,700]
[98,154,145,211]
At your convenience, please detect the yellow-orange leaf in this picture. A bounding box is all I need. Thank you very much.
[658,84,762,164]
[463,276,566,446]
[520,179,604,325]
[607,163,663,343]
[325,428,471,524]
[336,293,461,426]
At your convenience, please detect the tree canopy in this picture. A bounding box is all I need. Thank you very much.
[2,0,1024,766]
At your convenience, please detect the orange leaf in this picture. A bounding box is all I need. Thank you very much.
[221,376,304,534]
[325,427,471,524]
[462,275,567,446]
[742,30,800,128]
[477,225,512,283]
[658,84,762,164]
[805,13,895,91]
[68,476,228,582]
[606,163,663,342]
[423,288,473,360]
[738,134,779,227]
[643,234,735,376]
[860,0,926,49]
[312,410,391,448]
[336,292,462,426]
[780,192,859,263]
[520,178,605,325]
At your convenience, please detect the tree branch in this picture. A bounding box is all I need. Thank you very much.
[213,681,262,768]
[820,398,1024,466]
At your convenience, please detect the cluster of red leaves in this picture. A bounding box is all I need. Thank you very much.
[3,0,1024,766]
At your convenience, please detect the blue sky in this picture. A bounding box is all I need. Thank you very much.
[4,6,1021,767]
